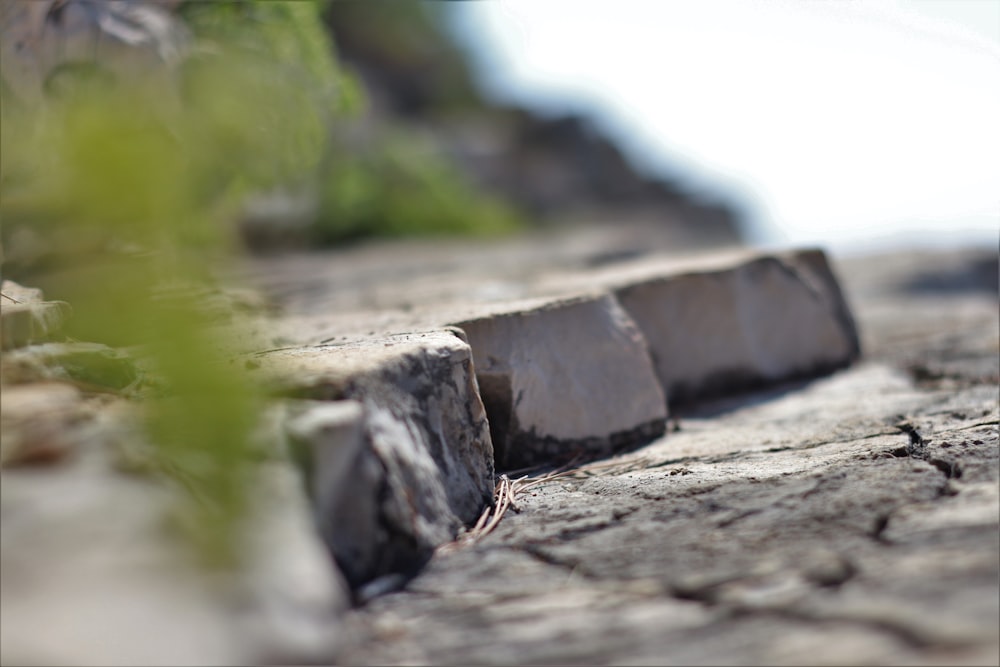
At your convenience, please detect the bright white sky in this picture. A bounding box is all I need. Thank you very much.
[449,0,1000,254]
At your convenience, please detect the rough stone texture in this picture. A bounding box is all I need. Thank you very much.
[2,238,994,666]
[335,377,999,666]
[453,294,667,469]
[609,249,861,403]
[254,330,495,585]
[241,244,859,413]
[234,461,350,663]
[283,400,387,591]
[835,248,999,393]
[234,224,743,319]
[324,245,999,666]
[240,245,860,469]
[284,400,367,543]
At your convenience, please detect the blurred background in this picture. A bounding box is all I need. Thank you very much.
[447,0,1000,255]
[2,0,997,279]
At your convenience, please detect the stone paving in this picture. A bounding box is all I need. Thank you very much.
[335,366,998,665]
[1,233,997,665]
[255,238,998,666]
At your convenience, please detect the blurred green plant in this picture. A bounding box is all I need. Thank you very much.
[0,0,349,566]
[311,0,525,244]
[323,0,484,117]
[1,0,525,563]
[313,128,522,244]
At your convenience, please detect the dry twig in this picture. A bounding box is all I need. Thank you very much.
[437,451,664,555]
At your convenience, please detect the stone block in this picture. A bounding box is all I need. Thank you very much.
[452,294,667,469]
[610,249,861,403]
[255,331,494,586]
[284,401,367,534]
[283,400,385,588]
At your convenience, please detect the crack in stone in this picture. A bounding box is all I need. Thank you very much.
[955,420,999,431]
[869,511,893,544]
[666,554,857,606]
[713,508,762,528]
[880,422,964,480]
[552,520,617,542]
[896,422,927,455]
[667,567,959,651]
[752,606,966,650]
[706,431,900,463]
[514,543,586,575]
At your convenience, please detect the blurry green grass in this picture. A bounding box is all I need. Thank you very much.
[0,0,326,567]
[0,0,524,566]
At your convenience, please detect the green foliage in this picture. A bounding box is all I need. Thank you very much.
[313,130,523,244]
[0,0,346,567]
[0,1,524,561]
[178,0,351,106]
[177,0,359,194]
[323,0,484,116]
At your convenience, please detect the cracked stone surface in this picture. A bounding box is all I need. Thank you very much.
[327,246,999,666]
[2,237,995,666]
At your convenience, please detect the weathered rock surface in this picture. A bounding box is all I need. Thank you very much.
[453,294,666,468]
[236,225,736,319]
[606,248,861,403]
[334,367,998,667]
[2,238,994,666]
[284,401,367,551]
[0,280,44,304]
[254,330,495,586]
[283,399,390,591]
[319,245,1000,666]
[243,245,859,448]
[218,241,1000,665]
